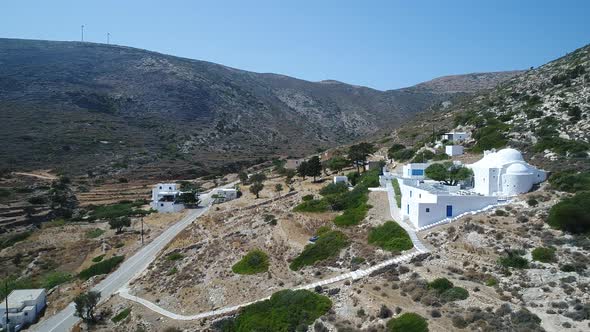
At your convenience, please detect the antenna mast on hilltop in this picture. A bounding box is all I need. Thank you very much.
[81,25,85,42]
[107,32,110,44]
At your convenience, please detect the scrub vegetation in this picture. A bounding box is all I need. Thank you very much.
[289,231,348,271]
[232,249,270,275]
[368,221,413,252]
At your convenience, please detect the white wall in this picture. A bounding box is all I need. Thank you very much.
[151,201,184,213]
[445,145,464,156]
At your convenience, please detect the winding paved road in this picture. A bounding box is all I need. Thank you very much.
[115,179,431,321]
[34,183,237,332]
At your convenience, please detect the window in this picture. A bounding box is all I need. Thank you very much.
[410,191,412,197]
[159,186,162,189]
[169,186,172,190]
[411,169,424,176]
[419,194,422,199]
[426,208,430,212]
[160,203,164,207]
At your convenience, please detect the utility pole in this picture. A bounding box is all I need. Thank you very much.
[140,217,144,245]
[107,32,110,44]
[4,281,9,332]
[81,25,84,42]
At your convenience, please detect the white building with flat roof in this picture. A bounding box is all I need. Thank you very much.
[399,179,498,228]
[441,132,470,142]
[150,183,184,213]
[401,163,429,180]
[468,148,547,197]
[0,289,47,331]
[445,145,464,156]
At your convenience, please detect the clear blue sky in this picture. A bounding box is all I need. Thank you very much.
[1,0,588,90]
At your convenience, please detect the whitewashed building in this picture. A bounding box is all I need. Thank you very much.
[150,183,184,213]
[0,289,47,331]
[214,188,238,203]
[445,145,464,156]
[333,176,349,185]
[441,132,470,142]
[399,179,498,228]
[468,148,547,196]
[401,163,429,180]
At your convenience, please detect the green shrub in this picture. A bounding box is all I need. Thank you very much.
[392,179,401,208]
[79,256,124,280]
[532,247,556,263]
[232,249,269,275]
[334,204,369,226]
[28,196,47,205]
[485,277,498,287]
[546,192,590,234]
[560,264,576,272]
[290,231,348,270]
[387,312,428,332]
[498,252,529,269]
[302,194,314,202]
[319,183,348,196]
[85,228,105,239]
[90,200,149,220]
[391,148,416,162]
[368,221,413,251]
[526,197,538,207]
[472,119,509,152]
[428,278,454,293]
[111,307,131,323]
[167,252,184,261]
[387,144,406,159]
[411,150,435,163]
[293,199,329,213]
[440,287,469,302]
[42,271,71,289]
[92,254,105,263]
[549,171,590,193]
[347,172,360,186]
[230,290,332,332]
[0,231,33,250]
[351,257,365,265]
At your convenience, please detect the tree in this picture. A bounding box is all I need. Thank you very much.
[249,172,267,184]
[327,156,349,173]
[297,161,309,179]
[387,144,406,159]
[249,182,264,199]
[285,169,296,191]
[275,184,283,196]
[348,143,376,173]
[425,162,472,186]
[109,216,131,233]
[306,156,322,182]
[74,291,101,322]
[178,191,200,207]
[547,192,590,234]
[238,171,249,183]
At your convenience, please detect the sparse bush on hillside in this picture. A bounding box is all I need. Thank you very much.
[498,251,529,269]
[532,247,556,263]
[368,221,413,252]
[232,249,269,275]
[386,312,428,332]
[79,256,124,280]
[290,231,348,270]
[391,148,416,162]
[549,171,590,193]
[228,290,332,332]
[319,182,348,196]
[293,199,329,213]
[388,144,406,159]
[547,192,590,234]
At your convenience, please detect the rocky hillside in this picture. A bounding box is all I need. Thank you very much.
[0,38,518,178]
[388,44,590,172]
[404,71,524,94]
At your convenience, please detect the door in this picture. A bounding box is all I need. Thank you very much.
[446,205,453,217]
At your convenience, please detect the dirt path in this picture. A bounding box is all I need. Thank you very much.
[12,171,57,180]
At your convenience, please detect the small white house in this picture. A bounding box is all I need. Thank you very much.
[401,163,429,180]
[214,188,238,203]
[333,176,349,185]
[399,179,498,228]
[445,145,464,156]
[468,148,547,197]
[441,132,469,142]
[285,159,305,170]
[150,183,184,213]
[0,289,47,331]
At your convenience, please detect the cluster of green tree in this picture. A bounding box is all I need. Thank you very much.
[425,162,473,186]
[427,277,470,302]
[411,150,449,163]
[232,249,270,275]
[348,143,377,173]
[333,169,379,226]
[216,290,332,332]
[289,230,348,270]
[325,156,350,173]
[386,312,429,332]
[368,221,413,252]
[89,200,150,220]
[78,255,125,280]
[547,191,590,234]
[247,172,266,198]
[48,176,78,219]
[471,118,509,152]
[388,143,416,162]
[296,156,322,182]
[549,171,590,193]
[0,230,32,250]
[74,291,101,323]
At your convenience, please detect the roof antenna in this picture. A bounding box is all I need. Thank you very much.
[81,25,84,42]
